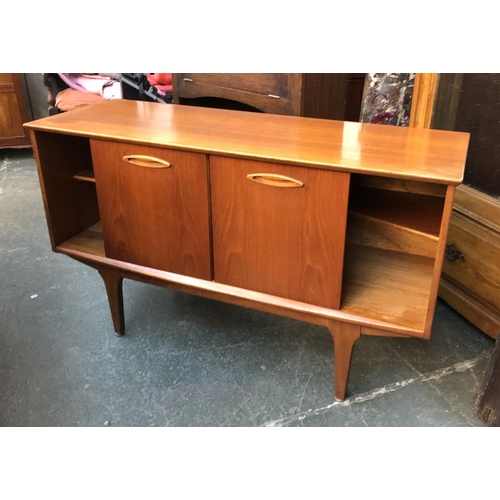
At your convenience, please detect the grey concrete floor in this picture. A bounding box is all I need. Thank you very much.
[0,148,495,427]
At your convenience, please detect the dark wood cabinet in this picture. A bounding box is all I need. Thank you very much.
[434,74,500,339]
[0,73,32,148]
[173,73,359,120]
[122,73,366,121]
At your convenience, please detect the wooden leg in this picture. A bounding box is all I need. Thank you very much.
[328,321,361,401]
[98,266,125,336]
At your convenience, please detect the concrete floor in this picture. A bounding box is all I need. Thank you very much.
[0,148,495,427]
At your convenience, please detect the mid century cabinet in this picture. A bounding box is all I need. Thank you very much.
[24,100,469,400]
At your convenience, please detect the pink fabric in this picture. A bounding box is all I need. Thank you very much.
[58,73,122,99]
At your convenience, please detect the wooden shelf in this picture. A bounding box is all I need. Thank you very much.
[58,225,434,333]
[73,169,95,183]
[341,243,435,331]
[58,222,104,256]
[346,212,439,258]
[349,187,445,237]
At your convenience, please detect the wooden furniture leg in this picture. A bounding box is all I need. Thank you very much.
[98,266,125,336]
[328,321,361,401]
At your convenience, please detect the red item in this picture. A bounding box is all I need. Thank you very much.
[147,73,173,93]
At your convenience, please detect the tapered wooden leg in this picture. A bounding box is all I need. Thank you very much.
[328,321,361,401]
[98,266,125,336]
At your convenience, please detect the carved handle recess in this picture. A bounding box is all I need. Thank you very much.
[246,173,304,188]
[122,155,171,168]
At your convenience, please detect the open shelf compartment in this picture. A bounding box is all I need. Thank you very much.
[58,222,104,256]
[339,174,447,332]
[340,243,434,332]
[32,131,100,248]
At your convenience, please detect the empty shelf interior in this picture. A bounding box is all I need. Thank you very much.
[57,222,104,256]
[341,243,434,331]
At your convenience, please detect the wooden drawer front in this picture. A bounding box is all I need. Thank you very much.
[90,140,211,279]
[211,157,350,309]
[442,213,500,314]
[175,73,295,114]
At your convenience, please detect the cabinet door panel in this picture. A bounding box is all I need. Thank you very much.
[0,73,31,147]
[211,157,350,309]
[91,140,211,279]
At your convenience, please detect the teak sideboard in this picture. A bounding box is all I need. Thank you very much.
[24,100,470,400]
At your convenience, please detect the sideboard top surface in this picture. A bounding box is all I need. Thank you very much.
[24,99,470,184]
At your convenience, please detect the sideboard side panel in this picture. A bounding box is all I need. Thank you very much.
[31,131,100,249]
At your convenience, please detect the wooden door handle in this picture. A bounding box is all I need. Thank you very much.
[246,173,304,188]
[122,155,171,168]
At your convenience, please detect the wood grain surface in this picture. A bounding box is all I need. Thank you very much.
[349,187,445,236]
[91,139,212,279]
[440,184,500,338]
[211,156,350,309]
[31,131,100,248]
[24,99,469,184]
[346,213,438,258]
[1,73,32,147]
[341,243,435,332]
